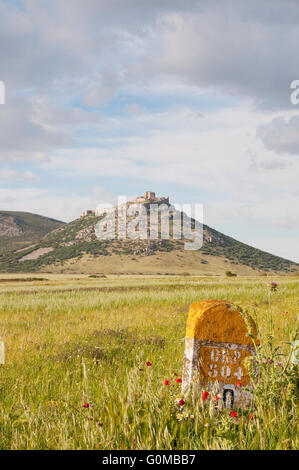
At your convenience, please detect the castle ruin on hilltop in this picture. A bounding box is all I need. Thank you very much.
[133,191,169,204]
[80,191,169,217]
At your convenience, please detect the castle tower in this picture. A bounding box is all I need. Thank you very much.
[144,191,155,200]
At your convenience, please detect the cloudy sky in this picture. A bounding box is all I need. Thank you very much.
[0,0,299,261]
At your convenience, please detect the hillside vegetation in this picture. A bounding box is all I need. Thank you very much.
[0,211,64,255]
[0,205,297,274]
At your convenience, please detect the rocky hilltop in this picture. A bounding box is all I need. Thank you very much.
[0,200,297,275]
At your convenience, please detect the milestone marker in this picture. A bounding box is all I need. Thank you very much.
[182,300,259,409]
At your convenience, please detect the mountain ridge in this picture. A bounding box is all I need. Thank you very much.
[0,211,65,256]
[0,204,297,274]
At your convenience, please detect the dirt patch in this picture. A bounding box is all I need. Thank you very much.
[19,247,53,262]
[15,244,37,253]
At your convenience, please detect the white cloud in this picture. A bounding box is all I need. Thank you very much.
[1,0,298,108]
[0,186,115,222]
[207,197,299,231]
[0,94,69,159]
[258,114,299,155]
[243,236,299,263]
[0,1,298,262]
[132,2,299,110]
[124,103,144,115]
[42,105,297,192]
[31,96,101,126]
[0,168,40,182]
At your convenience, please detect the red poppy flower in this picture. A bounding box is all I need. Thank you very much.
[230,411,237,418]
[179,399,185,406]
[236,381,242,387]
[83,403,89,408]
[164,380,170,386]
[176,378,182,383]
[202,391,209,401]
[146,361,152,366]
[250,413,254,420]
[213,395,219,401]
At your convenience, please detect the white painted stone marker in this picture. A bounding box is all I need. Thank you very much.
[0,341,4,364]
[182,300,259,409]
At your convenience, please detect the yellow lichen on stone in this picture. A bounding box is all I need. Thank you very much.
[186,300,259,345]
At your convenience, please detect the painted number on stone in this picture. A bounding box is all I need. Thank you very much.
[202,346,247,384]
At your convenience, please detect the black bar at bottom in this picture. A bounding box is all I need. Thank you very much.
[0,450,296,466]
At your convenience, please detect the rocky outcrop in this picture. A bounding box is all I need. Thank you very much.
[0,216,23,237]
[75,225,95,241]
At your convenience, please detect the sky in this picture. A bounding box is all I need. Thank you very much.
[0,0,299,262]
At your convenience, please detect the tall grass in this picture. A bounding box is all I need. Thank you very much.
[0,275,297,449]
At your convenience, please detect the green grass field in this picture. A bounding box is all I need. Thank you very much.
[0,274,298,450]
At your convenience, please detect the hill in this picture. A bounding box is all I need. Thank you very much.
[0,211,65,256]
[0,202,297,275]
